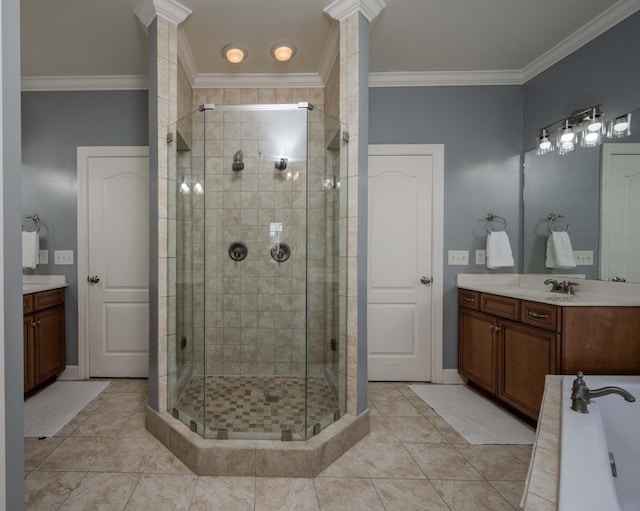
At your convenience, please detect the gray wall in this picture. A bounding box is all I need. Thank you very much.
[369,86,524,369]
[524,10,640,150]
[21,90,148,365]
[3,0,25,507]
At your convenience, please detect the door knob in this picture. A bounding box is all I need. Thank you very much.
[88,275,100,284]
[420,276,432,285]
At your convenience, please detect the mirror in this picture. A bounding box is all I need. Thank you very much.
[523,107,640,283]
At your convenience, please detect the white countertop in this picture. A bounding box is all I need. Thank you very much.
[22,275,68,295]
[457,274,640,307]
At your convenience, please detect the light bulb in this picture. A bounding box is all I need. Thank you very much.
[560,130,575,143]
[539,139,551,151]
[586,120,602,132]
[613,118,629,133]
[270,42,297,62]
[193,182,204,195]
[179,180,189,194]
[222,44,247,64]
[583,131,599,146]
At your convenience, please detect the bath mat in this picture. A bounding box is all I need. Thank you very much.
[409,384,535,444]
[24,380,109,437]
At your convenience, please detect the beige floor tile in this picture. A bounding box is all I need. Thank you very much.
[456,445,528,481]
[58,472,138,510]
[117,412,151,437]
[369,396,421,416]
[317,446,369,478]
[489,480,526,508]
[372,478,449,511]
[117,379,149,393]
[404,444,482,480]
[431,479,514,511]
[189,476,255,511]
[504,444,534,465]
[124,474,197,510]
[38,436,112,472]
[255,477,319,511]
[53,411,92,437]
[79,393,111,413]
[522,492,556,511]
[380,416,448,444]
[143,449,195,474]
[355,442,425,479]
[24,437,64,470]
[95,393,146,413]
[90,436,160,473]
[24,471,84,511]
[368,382,405,398]
[427,416,470,445]
[314,477,385,511]
[71,412,132,437]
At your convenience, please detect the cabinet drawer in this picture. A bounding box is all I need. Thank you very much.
[521,301,559,332]
[480,293,519,321]
[458,289,480,310]
[34,288,65,311]
[23,294,34,314]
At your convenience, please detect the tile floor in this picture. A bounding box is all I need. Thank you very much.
[24,380,532,510]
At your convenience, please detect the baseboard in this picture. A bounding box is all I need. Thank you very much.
[442,369,466,384]
[57,365,80,381]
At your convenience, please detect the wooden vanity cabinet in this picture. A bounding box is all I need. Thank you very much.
[24,288,66,394]
[459,288,640,422]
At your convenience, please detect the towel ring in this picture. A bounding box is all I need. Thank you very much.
[23,214,41,233]
[486,213,507,233]
[548,213,570,233]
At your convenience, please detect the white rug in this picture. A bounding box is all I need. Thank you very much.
[409,384,535,445]
[24,381,110,438]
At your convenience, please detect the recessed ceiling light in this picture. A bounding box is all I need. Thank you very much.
[222,44,247,64]
[270,42,297,62]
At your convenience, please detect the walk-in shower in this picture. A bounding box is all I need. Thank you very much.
[167,102,348,441]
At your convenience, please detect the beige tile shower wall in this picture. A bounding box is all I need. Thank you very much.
[188,88,327,378]
[157,17,179,412]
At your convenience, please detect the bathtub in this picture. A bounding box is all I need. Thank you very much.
[559,375,640,511]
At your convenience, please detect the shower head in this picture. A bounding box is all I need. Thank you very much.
[232,150,244,172]
[275,158,288,171]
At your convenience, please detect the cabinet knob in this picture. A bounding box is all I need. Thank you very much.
[88,275,100,284]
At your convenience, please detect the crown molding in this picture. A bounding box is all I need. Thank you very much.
[369,70,524,87]
[177,28,198,85]
[318,25,340,85]
[192,73,324,89]
[523,0,640,82]
[324,0,386,22]
[21,75,148,91]
[135,0,192,27]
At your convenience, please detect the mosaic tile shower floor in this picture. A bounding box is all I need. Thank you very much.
[175,375,339,436]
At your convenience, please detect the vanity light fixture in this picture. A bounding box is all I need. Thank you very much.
[222,44,247,64]
[270,41,297,62]
[536,104,632,155]
[179,176,190,194]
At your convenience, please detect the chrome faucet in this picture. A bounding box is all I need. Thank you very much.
[570,371,636,413]
[544,279,580,294]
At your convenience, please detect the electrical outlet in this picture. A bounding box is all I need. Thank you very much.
[448,250,469,265]
[39,250,48,264]
[475,250,486,265]
[54,250,74,265]
[573,250,594,265]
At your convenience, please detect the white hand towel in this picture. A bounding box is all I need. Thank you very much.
[545,231,576,269]
[486,231,514,269]
[22,231,39,269]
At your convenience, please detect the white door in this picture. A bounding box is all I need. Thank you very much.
[79,147,149,377]
[601,143,640,283]
[368,145,442,381]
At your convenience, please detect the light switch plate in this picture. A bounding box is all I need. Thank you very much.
[448,250,469,265]
[573,250,594,265]
[54,250,74,265]
[475,250,486,265]
[39,250,48,264]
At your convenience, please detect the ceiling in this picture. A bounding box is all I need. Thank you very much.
[20,0,639,87]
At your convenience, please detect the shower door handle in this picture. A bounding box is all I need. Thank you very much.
[88,275,100,284]
[420,276,432,285]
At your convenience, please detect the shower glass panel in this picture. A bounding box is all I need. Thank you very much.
[167,103,347,441]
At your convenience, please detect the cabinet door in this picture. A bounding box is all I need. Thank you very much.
[497,320,557,420]
[24,315,36,393]
[34,306,66,384]
[458,309,496,394]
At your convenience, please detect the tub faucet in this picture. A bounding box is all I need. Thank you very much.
[570,371,636,413]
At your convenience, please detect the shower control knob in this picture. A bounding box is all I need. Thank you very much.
[420,276,432,285]
[88,275,100,284]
